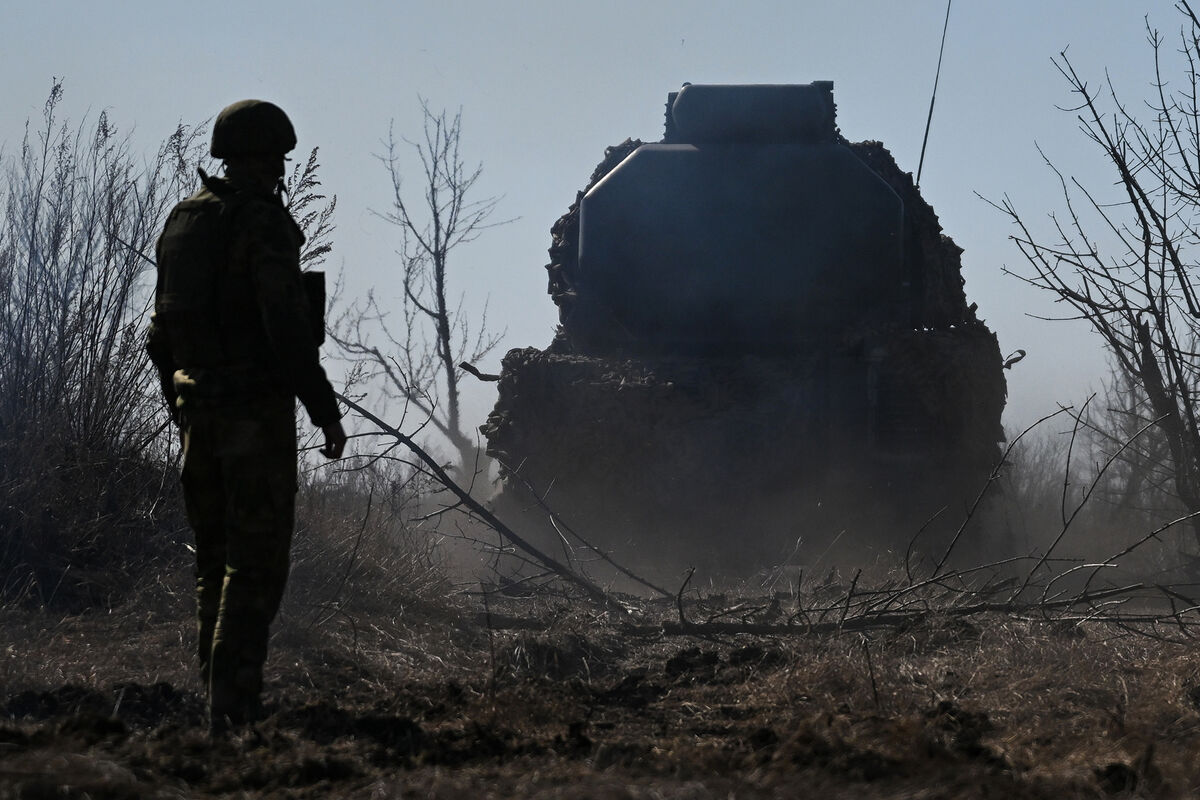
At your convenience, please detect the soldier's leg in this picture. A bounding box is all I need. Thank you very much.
[208,405,296,725]
[178,415,226,688]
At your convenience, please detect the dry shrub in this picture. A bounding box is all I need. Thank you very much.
[1000,411,1199,589]
[0,82,203,610]
[0,436,191,610]
[282,458,446,630]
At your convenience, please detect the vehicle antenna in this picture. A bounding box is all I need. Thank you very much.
[916,0,953,190]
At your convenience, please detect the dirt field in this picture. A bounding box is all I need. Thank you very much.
[3,579,1200,799]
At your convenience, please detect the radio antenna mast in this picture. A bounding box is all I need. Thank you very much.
[916,0,953,190]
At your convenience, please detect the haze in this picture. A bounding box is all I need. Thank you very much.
[4,0,1168,431]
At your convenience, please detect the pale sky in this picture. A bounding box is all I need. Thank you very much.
[4,1,1180,433]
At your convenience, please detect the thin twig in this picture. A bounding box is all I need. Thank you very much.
[677,568,696,626]
[337,392,625,614]
[862,635,881,710]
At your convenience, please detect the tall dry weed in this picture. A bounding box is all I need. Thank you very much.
[0,82,204,609]
[282,458,447,631]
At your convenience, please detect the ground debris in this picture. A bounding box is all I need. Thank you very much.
[4,597,1200,798]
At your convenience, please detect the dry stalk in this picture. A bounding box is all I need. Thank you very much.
[929,407,1069,577]
[495,457,673,598]
[862,635,880,710]
[338,393,626,615]
[677,568,696,626]
[481,582,497,700]
[1012,401,1165,600]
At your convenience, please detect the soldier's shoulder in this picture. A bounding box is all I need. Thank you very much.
[172,178,283,221]
[171,184,222,211]
[161,185,225,234]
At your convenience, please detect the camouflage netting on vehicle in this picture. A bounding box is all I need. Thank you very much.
[484,327,1004,488]
[544,137,644,346]
[846,140,975,330]
[484,89,1007,573]
[482,325,1005,572]
[481,348,838,570]
[544,137,982,353]
[484,348,827,492]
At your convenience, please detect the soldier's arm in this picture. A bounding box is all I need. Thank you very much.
[241,203,342,430]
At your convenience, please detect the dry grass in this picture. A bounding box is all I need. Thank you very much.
[6,428,1200,797]
[6,573,1200,798]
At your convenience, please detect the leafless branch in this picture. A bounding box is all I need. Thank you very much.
[331,101,513,471]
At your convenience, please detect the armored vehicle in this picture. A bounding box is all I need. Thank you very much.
[482,83,1006,575]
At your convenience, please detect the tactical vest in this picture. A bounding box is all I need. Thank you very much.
[153,175,316,404]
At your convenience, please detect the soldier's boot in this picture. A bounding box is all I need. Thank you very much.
[208,679,238,737]
[209,659,264,735]
[208,551,288,735]
[208,583,273,735]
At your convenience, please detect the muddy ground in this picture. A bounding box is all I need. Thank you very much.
[3,581,1200,799]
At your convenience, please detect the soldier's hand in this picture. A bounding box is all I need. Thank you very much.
[320,421,348,460]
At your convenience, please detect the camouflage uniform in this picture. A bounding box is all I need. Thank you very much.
[146,102,340,727]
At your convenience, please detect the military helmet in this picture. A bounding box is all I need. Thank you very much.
[210,100,297,159]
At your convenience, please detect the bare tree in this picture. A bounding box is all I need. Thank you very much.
[331,100,507,469]
[993,3,1200,550]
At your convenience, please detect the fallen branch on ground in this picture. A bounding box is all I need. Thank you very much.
[337,392,629,615]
